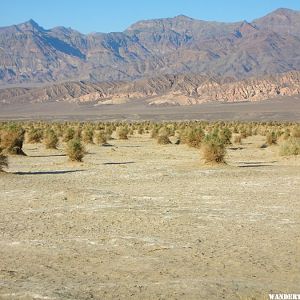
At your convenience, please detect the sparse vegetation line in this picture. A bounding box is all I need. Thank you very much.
[0,120,299,172]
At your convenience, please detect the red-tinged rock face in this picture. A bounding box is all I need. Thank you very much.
[0,71,300,106]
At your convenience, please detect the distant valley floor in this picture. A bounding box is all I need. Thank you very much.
[0,96,299,121]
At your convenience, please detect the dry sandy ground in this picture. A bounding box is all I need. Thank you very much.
[0,96,299,121]
[0,135,300,299]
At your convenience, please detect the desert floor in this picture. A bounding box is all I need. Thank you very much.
[0,135,299,299]
[0,96,299,121]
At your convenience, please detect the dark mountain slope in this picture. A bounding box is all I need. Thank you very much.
[1,8,300,85]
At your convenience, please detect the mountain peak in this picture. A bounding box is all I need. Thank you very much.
[253,7,300,33]
[256,7,299,21]
[18,19,44,31]
[1,9,300,85]
[27,19,39,25]
[126,14,195,31]
[174,14,194,21]
[272,8,296,15]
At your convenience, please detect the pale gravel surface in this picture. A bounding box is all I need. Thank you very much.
[0,96,299,121]
[0,135,299,299]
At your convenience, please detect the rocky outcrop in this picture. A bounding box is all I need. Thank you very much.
[1,71,300,106]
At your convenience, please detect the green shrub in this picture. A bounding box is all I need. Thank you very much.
[182,127,204,148]
[66,139,85,162]
[219,128,232,145]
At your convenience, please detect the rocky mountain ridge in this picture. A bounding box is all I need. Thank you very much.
[1,71,300,106]
[1,8,300,85]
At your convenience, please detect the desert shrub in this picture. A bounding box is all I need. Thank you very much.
[26,128,43,143]
[233,134,242,144]
[95,130,107,145]
[66,139,85,162]
[157,134,171,145]
[151,127,159,138]
[0,151,8,172]
[117,126,129,140]
[219,128,232,145]
[138,127,144,135]
[0,125,26,155]
[105,124,115,135]
[158,126,170,136]
[291,126,300,138]
[201,134,226,164]
[82,129,94,144]
[252,127,258,135]
[182,127,205,148]
[240,129,247,139]
[128,128,134,135]
[233,126,238,133]
[74,126,82,139]
[44,129,59,149]
[281,130,290,141]
[105,127,113,139]
[266,131,277,145]
[279,138,300,156]
[63,127,75,142]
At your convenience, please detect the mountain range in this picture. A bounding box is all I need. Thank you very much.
[1,71,300,106]
[1,8,300,86]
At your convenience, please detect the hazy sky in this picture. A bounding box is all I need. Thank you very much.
[1,0,300,33]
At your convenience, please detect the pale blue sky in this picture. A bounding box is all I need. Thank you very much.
[1,0,300,33]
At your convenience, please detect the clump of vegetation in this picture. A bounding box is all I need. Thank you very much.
[63,127,75,142]
[239,129,248,139]
[82,129,94,144]
[0,150,8,172]
[201,134,226,164]
[0,120,298,166]
[0,125,26,155]
[157,134,171,145]
[218,128,232,145]
[44,129,59,149]
[138,127,144,135]
[117,126,129,140]
[291,126,300,138]
[233,134,242,144]
[181,127,204,148]
[95,130,108,145]
[279,137,300,156]
[26,128,43,143]
[266,131,277,145]
[66,139,85,162]
[151,127,159,138]
[280,130,290,141]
